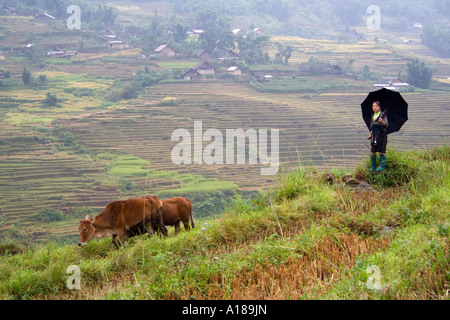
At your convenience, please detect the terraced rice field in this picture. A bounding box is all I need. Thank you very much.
[271,36,450,77]
[57,82,449,191]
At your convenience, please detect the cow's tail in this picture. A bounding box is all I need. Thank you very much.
[190,203,195,229]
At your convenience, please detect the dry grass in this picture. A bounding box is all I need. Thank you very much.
[188,234,391,300]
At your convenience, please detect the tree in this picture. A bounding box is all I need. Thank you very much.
[199,27,235,52]
[236,34,271,65]
[421,25,450,58]
[195,7,230,31]
[43,92,58,106]
[22,68,32,86]
[283,46,293,65]
[406,59,434,89]
[275,44,293,65]
[172,23,189,43]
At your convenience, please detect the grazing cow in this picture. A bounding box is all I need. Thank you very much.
[78,195,167,247]
[126,196,194,237]
[161,197,194,235]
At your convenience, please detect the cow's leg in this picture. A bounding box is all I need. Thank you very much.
[114,231,126,247]
[160,221,168,237]
[145,221,155,239]
[155,208,168,237]
[182,219,190,231]
[112,234,119,247]
[174,221,181,236]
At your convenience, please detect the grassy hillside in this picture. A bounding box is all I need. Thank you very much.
[0,146,448,300]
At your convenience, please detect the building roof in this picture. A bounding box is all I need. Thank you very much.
[374,77,409,87]
[2,5,15,12]
[227,66,240,71]
[154,44,174,53]
[197,48,212,56]
[36,12,55,19]
[183,68,200,76]
[194,60,214,70]
[216,49,238,58]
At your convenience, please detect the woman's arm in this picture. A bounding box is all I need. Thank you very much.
[379,114,388,127]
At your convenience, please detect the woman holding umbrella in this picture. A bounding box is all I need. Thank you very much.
[367,101,388,171]
[361,87,408,173]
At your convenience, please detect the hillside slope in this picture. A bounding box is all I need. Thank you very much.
[0,146,448,300]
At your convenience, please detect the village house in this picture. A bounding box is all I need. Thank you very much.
[327,64,344,75]
[232,28,241,35]
[65,51,77,58]
[227,66,242,76]
[251,72,273,82]
[183,68,201,80]
[252,28,265,35]
[197,48,213,61]
[1,5,16,15]
[402,39,416,45]
[299,59,344,75]
[103,29,116,41]
[373,77,409,90]
[108,40,125,50]
[35,12,56,20]
[216,49,239,62]
[46,47,65,58]
[18,43,33,53]
[188,29,204,38]
[194,61,215,75]
[154,44,176,57]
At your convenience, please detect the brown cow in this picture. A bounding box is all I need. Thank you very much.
[161,197,194,236]
[78,195,167,247]
[126,196,194,237]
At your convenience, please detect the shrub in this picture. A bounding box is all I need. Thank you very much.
[365,150,420,188]
[160,97,178,105]
[22,68,32,86]
[0,240,25,255]
[108,82,136,101]
[406,59,434,89]
[42,92,58,107]
[118,177,135,192]
[33,209,67,223]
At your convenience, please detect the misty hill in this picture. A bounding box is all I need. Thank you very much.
[3,0,450,35]
[141,0,449,36]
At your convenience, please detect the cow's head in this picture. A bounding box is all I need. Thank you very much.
[78,215,95,246]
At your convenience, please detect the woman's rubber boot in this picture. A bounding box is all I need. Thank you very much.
[377,155,386,171]
[369,155,377,172]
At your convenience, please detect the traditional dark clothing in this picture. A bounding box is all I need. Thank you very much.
[369,112,388,154]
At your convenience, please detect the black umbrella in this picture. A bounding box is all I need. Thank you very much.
[361,88,408,135]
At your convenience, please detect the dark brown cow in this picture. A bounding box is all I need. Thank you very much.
[78,195,167,247]
[126,197,194,237]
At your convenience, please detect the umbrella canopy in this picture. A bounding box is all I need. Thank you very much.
[361,88,408,135]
